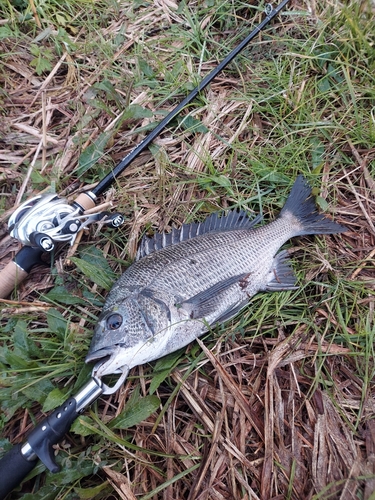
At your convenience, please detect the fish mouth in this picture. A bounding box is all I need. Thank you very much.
[85,346,113,364]
[86,346,127,376]
[86,346,129,394]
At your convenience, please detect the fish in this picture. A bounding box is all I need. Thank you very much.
[86,175,346,386]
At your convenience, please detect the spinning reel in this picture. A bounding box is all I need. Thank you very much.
[8,193,124,252]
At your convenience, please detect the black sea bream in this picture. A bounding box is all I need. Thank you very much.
[86,176,346,381]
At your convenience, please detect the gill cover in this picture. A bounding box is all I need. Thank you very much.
[85,289,171,373]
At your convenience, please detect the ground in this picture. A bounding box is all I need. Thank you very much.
[0,0,375,499]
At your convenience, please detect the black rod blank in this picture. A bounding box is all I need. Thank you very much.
[91,0,290,197]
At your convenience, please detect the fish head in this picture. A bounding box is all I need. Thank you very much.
[85,291,171,377]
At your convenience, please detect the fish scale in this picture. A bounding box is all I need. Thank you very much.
[86,176,347,378]
[133,223,289,298]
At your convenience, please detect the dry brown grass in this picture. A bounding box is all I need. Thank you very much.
[1,0,375,499]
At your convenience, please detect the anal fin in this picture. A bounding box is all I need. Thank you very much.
[265,250,298,291]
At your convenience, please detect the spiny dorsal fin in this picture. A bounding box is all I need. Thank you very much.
[136,210,262,260]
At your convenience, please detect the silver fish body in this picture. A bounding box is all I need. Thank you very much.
[86,176,346,377]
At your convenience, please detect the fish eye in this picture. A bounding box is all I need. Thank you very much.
[106,313,123,330]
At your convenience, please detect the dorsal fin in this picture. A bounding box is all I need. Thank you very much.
[136,210,262,260]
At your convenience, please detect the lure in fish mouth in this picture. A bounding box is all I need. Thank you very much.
[86,176,347,385]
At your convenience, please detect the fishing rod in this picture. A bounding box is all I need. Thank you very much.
[0,0,290,299]
[0,2,290,496]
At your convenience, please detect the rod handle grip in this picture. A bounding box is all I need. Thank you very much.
[0,260,29,299]
[0,443,38,500]
[74,192,96,211]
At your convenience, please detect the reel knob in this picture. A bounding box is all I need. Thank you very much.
[105,213,124,228]
[94,212,125,228]
[29,232,55,252]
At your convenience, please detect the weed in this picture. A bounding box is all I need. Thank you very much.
[1,0,375,498]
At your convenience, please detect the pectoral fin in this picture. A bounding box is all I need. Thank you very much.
[177,273,249,320]
[213,299,249,323]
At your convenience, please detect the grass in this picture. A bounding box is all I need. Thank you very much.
[1,0,375,498]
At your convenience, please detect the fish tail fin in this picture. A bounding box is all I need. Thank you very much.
[280,175,347,236]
